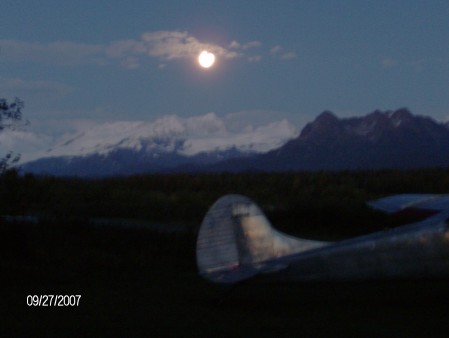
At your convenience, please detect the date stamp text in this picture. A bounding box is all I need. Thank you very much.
[27,295,81,307]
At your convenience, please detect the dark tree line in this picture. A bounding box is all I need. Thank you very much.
[2,169,449,240]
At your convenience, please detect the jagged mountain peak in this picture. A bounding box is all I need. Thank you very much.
[298,108,442,142]
[361,108,413,130]
[260,108,449,172]
[299,110,342,139]
[390,107,412,120]
[317,110,339,121]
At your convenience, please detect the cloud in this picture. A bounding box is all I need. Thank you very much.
[270,45,283,55]
[224,110,305,132]
[229,40,262,50]
[0,129,53,163]
[247,55,262,63]
[280,52,297,60]
[105,39,146,58]
[1,31,294,69]
[270,45,297,60]
[141,31,239,60]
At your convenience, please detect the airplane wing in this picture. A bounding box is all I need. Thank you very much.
[368,194,449,216]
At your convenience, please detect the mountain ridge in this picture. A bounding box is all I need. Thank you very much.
[216,108,449,172]
[20,108,449,176]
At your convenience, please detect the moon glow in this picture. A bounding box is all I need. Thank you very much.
[198,51,216,68]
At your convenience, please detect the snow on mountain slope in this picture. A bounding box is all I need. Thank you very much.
[9,112,298,164]
[181,118,296,155]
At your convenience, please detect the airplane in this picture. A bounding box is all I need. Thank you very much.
[196,194,449,284]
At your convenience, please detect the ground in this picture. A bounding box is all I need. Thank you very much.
[1,220,449,337]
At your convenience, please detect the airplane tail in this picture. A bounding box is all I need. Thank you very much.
[196,194,327,283]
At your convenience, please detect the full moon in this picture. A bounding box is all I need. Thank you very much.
[198,51,215,68]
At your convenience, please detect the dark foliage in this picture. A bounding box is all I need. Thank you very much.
[2,169,449,238]
[0,152,20,174]
[0,97,25,130]
[2,170,449,335]
[0,97,26,173]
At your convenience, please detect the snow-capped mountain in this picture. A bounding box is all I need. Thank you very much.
[17,112,298,176]
[34,112,297,158]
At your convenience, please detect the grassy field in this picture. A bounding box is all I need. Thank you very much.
[2,220,449,337]
[1,170,449,336]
